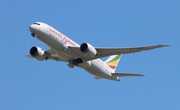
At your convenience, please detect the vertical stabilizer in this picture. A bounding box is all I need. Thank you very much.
[105,54,122,72]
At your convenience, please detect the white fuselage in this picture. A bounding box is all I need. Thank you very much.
[29,22,119,81]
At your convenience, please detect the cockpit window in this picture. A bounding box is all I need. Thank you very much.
[33,22,40,25]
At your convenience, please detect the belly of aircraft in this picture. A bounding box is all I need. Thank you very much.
[84,61,118,80]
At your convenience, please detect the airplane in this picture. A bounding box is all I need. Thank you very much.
[25,22,170,81]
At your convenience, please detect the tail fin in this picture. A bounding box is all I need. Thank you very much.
[105,54,122,72]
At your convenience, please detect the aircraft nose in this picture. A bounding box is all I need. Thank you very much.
[29,24,35,32]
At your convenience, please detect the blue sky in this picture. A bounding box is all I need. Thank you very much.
[0,0,179,110]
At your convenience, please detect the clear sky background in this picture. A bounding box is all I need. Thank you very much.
[0,0,179,110]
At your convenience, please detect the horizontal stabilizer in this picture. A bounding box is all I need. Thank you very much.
[112,73,144,77]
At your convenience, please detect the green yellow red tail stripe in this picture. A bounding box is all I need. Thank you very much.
[106,54,121,71]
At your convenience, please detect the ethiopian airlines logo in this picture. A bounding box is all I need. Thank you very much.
[107,55,121,70]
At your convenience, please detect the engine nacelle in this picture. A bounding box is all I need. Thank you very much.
[80,43,97,57]
[29,46,47,61]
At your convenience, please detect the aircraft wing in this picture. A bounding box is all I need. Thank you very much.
[25,49,68,62]
[69,44,170,61]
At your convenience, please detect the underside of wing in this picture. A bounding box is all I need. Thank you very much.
[45,49,68,61]
[112,73,144,77]
[69,44,170,61]
[25,48,68,62]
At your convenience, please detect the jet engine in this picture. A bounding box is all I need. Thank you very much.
[29,46,47,61]
[80,43,97,57]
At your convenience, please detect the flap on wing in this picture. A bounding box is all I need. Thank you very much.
[112,73,144,77]
[69,44,170,61]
